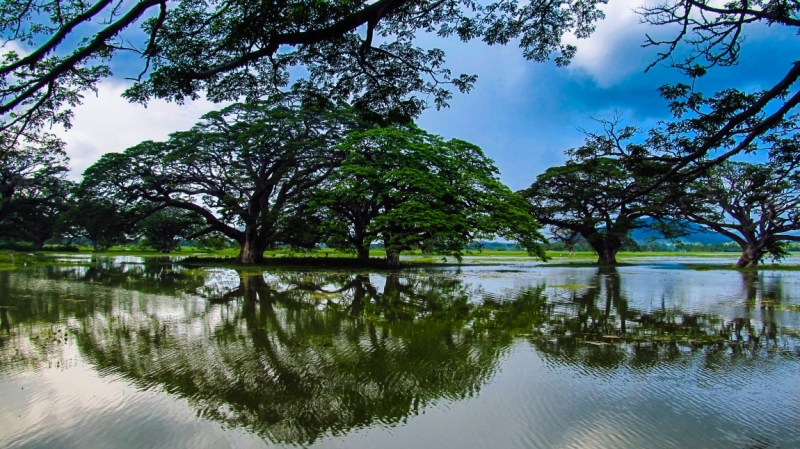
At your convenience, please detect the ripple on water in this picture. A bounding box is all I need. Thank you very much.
[1,256,800,448]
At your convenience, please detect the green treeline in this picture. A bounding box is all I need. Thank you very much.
[3,95,800,268]
[522,119,800,267]
[2,0,800,268]
[1,97,548,267]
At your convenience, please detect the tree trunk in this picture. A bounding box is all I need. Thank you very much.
[386,250,401,269]
[419,241,431,255]
[0,308,9,334]
[238,233,264,264]
[589,237,622,264]
[356,245,370,261]
[349,275,370,316]
[736,243,763,268]
[159,240,174,253]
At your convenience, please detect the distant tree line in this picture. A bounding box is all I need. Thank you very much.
[1,95,547,268]
[3,95,800,269]
[524,118,800,267]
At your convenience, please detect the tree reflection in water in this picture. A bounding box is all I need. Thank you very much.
[0,262,798,445]
[530,268,798,372]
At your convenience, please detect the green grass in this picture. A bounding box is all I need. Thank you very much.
[686,263,800,272]
[0,251,35,268]
[20,246,800,271]
[36,245,751,259]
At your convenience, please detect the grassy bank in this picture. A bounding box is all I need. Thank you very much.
[0,251,43,270]
[19,246,800,271]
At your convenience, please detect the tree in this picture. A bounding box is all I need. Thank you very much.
[0,0,606,144]
[311,125,547,267]
[81,96,357,264]
[55,195,130,252]
[523,122,682,264]
[0,131,71,248]
[628,0,800,187]
[136,207,205,253]
[675,161,800,268]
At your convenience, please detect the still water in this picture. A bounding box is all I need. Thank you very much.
[1,256,799,448]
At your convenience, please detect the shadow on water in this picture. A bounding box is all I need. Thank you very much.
[0,258,799,447]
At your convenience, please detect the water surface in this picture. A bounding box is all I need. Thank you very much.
[1,256,799,448]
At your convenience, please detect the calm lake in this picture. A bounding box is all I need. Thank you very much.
[1,255,799,448]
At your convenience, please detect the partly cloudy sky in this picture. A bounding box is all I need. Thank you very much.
[51,0,798,190]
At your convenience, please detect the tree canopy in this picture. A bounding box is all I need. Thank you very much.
[676,160,800,267]
[81,96,359,263]
[136,207,205,253]
[0,0,606,146]
[522,121,682,264]
[627,0,800,187]
[311,125,547,266]
[55,194,130,251]
[0,131,71,247]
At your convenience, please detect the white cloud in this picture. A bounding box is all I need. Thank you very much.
[1,39,30,56]
[55,80,220,178]
[564,0,650,87]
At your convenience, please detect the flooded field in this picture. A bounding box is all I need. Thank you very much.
[1,255,799,448]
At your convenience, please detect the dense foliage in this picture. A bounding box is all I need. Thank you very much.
[0,132,71,248]
[136,207,206,253]
[0,0,606,147]
[311,125,546,266]
[675,161,800,267]
[55,195,130,251]
[80,96,358,262]
[522,121,683,264]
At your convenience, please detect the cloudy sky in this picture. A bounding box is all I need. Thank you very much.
[53,0,798,190]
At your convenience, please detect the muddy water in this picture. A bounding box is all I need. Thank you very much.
[1,256,799,448]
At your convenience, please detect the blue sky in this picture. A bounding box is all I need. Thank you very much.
[52,0,798,189]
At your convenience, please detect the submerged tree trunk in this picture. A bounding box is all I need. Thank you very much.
[588,236,622,264]
[383,274,401,301]
[159,240,175,253]
[238,230,264,264]
[240,272,268,303]
[736,243,763,268]
[385,250,401,269]
[356,245,370,261]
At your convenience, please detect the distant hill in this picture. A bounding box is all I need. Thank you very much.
[630,219,733,244]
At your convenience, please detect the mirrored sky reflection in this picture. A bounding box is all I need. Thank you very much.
[1,256,799,448]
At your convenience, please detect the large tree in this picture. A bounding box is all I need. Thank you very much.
[81,96,357,263]
[311,125,547,267]
[0,0,605,144]
[626,0,800,188]
[675,161,800,268]
[0,131,71,248]
[523,122,682,264]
